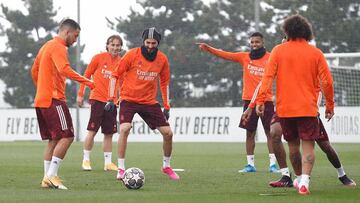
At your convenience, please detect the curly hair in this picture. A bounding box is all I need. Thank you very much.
[282,14,313,41]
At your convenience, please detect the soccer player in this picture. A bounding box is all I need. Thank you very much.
[77,35,123,171]
[109,27,180,181]
[31,18,95,190]
[197,33,279,173]
[243,92,356,188]
[255,14,335,195]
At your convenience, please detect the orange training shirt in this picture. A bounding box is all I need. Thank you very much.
[112,47,170,109]
[256,39,334,117]
[77,52,121,102]
[205,47,272,101]
[31,37,94,108]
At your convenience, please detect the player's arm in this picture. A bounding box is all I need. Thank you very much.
[256,50,278,117]
[317,53,335,120]
[108,54,130,101]
[52,47,94,89]
[160,57,171,120]
[77,56,98,107]
[105,56,129,112]
[197,42,241,62]
[241,82,262,125]
[31,54,41,86]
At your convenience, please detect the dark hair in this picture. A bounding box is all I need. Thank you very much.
[250,32,264,39]
[106,35,123,51]
[59,18,81,31]
[282,14,313,41]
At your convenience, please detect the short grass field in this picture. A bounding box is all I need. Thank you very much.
[0,142,359,203]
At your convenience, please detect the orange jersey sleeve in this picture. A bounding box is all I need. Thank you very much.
[257,39,334,117]
[78,52,121,102]
[113,48,170,108]
[32,37,93,108]
[206,46,272,101]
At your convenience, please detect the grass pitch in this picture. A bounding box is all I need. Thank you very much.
[0,142,359,203]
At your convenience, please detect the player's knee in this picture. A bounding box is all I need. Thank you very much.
[162,129,173,139]
[119,125,131,136]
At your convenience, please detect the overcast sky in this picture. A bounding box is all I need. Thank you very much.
[0,0,140,62]
[0,0,213,107]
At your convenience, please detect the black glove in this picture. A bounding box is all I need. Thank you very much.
[163,109,170,120]
[104,100,115,112]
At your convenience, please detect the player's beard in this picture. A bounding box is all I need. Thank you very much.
[141,45,158,61]
[249,47,266,60]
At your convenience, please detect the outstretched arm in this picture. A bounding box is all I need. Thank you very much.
[197,42,242,62]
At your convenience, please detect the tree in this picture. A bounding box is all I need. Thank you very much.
[262,0,360,52]
[112,0,258,107]
[261,0,360,106]
[0,0,85,108]
[111,0,360,107]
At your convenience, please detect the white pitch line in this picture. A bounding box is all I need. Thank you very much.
[172,168,185,172]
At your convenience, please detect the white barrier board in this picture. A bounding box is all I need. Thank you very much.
[0,107,359,143]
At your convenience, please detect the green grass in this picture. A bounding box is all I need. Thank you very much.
[0,142,359,203]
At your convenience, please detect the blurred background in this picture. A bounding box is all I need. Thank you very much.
[0,0,359,109]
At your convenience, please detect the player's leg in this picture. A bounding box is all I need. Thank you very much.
[157,125,180,180]
[316,118,356,186]
[288,138,302,187]
[244,130,257,171]
[261,101,278,172]
[102,106,118,171]
[41,140,57,188]
[82,100,104,170]
[117,123,131,179]
[317,140,356,186]
[82,130,96,171]
[39,100,74,190]
[36,107,58,188]
[279,118,302,188]
[137,103,179,180]
[103,133,117,171]
[239,101,257,172]
[116,100,136,180]
[298,139,315,195]
[268,121,293,187]
[297,117,321,195]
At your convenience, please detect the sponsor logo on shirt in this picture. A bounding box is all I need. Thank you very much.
[136,69,158,81]
[247,63,265,76]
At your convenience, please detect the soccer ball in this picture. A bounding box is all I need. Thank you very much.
[123,167,145,189]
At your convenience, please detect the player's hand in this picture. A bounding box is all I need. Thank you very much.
[256,104,265,117]
[76,96,83,107]
[84,81,95,90]
[104,100,115,112]
[325,109,334,121]
[241,108,253,126]
[196,42,209,51]
[163,109,170,120]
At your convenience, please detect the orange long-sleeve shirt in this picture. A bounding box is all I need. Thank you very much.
[256,39,334,117]
[77,52,121,102]
[31,37,94,108]
[205,47,272,101]
[112,47,170,109]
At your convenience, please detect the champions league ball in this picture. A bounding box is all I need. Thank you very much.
[123,167,145,189]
